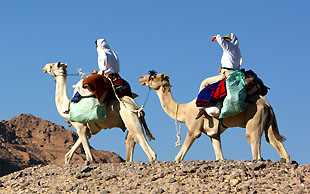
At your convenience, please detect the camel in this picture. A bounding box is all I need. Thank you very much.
[43,62,156,164]
[138,73,290,163]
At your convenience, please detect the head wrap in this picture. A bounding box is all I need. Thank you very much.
[96,39,110,52]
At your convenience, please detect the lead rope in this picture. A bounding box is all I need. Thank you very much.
[175,103,182,147]
[135,80,152,117]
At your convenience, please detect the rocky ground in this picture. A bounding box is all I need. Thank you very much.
[0,159,309,194]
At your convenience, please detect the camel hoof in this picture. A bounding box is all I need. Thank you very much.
[85,160,91,166]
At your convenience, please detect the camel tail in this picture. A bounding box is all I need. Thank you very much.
[265,105,286,143]
[140,110,155,141]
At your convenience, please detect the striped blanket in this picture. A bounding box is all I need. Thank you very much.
[196,79,227,107]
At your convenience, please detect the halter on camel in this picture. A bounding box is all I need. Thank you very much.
[147,71,183,147]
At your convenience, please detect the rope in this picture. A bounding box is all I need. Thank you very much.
[132,81,152,117]
[138,86,152,112]
[106,76,127,108]
[52,68,91,79]
[175,103,182,147]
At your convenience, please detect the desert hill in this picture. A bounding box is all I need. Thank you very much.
[0,114,124,177]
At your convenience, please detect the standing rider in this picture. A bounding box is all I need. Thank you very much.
[196,33,242,119]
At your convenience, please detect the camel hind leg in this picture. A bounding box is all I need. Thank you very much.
[245,128,263,161]
[265,106,290,162]
[265,125,290,162]
[245,106,265,161]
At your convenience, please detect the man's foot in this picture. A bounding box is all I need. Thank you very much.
[195,108,207,119]
[63,110,70,114]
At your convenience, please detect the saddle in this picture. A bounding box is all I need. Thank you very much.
[82,74,112,104]
[196,69,269,119]
[82,73,133,104]
[241,69,270,97]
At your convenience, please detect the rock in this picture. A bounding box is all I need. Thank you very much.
[81,166,93,173]
[168,178,177,183]
[0,114,125,177]
[248,162,267,170]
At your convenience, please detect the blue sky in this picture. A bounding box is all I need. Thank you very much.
[0,1,309,164]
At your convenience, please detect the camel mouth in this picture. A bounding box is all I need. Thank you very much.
[138,76,148,86]
[42,67,48,74]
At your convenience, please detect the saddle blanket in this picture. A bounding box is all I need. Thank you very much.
[83,74,111,104]
[196,79,227,107]
[109,73,132,98]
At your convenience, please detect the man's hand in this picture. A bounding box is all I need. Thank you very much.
[211,36,217,42]
[219,67,223,74]
[91,70,98,74]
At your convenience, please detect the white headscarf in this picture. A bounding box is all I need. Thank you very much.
[96,39,110,51]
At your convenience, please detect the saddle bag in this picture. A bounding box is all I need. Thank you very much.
[242,69,270,96]
[69,97,107,123]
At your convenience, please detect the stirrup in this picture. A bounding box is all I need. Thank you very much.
[63,110,70,114]
[195,108,207,119]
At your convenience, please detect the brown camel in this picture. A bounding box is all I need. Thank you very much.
[139,73,290,163]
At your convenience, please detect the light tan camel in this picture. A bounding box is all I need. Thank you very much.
[43,62,157,164]
[139,73,290,163]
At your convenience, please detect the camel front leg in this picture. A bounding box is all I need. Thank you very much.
[125,132,136,162]
[65,138,82,164]
[119,106,156,161]
[71,122,93,163]
[174,131,197,162]
[210,136,224,160]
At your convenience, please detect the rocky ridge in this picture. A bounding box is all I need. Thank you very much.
[0,114,124,177]
[0,159,309,193]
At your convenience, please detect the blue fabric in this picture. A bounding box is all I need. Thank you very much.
[71,91,81,103]
[196,80,222,107]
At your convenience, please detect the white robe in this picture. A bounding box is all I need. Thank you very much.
[96,39,120,75]
[216,33,242,71]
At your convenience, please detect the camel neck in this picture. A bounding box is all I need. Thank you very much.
[155,87,186,123]
[55,74,70,119]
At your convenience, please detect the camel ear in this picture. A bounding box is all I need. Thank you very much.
[57,61,62,68]
[64,62,68,67]
[163,74,170,80]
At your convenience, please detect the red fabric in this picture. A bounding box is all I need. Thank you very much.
[212,78,227,102]
[82,74,111,104]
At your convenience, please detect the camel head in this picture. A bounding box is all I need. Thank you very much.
[139,73,171,91]
[43,62,68,78]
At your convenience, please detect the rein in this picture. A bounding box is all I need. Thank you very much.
[52,68,91,79]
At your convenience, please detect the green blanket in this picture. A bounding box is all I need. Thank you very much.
[69,97,107,123]
[220,70,247,119]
